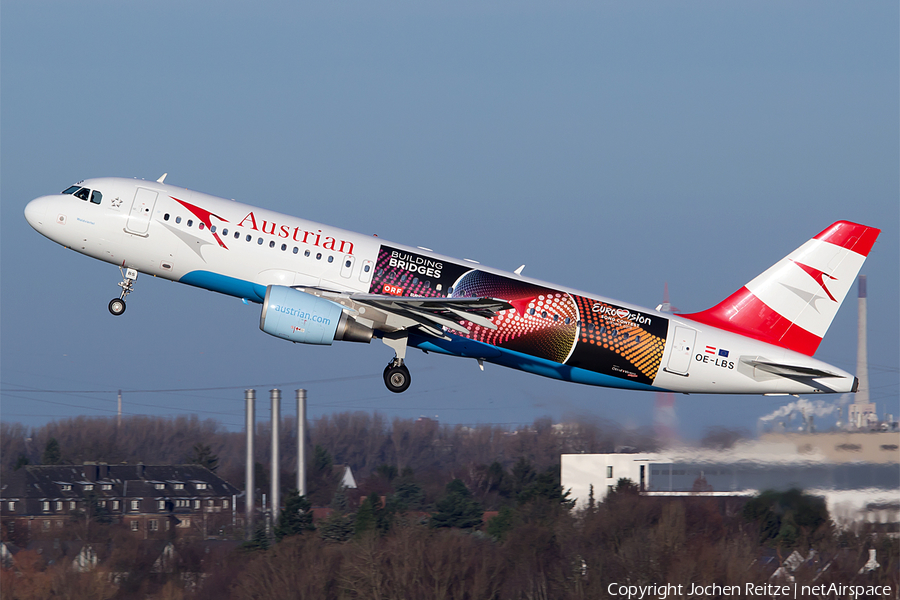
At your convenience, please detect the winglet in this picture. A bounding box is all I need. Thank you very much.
[514,265,525,275]
[157,173,168,183]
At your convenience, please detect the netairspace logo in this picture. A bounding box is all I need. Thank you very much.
[606,582,893,599]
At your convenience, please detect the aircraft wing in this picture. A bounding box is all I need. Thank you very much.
[296,288,512,339]
[351,295,512,339]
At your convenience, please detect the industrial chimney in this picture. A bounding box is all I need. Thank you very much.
[296,389,307,497]
[270,389,281,528]
[245,389,255,540]
[849,275,876,428]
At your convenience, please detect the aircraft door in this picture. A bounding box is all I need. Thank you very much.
[125,188,158,235]
[665,326,696,375]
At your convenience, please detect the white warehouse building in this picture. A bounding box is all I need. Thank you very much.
[561,432,899,526]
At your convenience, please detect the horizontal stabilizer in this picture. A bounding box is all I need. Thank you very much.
[741,358,841,379]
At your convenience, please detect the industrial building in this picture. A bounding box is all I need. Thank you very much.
[561,430,900,526]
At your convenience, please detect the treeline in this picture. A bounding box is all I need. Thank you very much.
[225,485,896,600]
[1,413,658,506]
[4,481,896,599]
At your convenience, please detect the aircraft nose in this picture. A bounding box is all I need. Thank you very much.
[24,196,51,231]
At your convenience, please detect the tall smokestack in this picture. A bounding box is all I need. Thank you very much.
[856,275,869,406]
[849,275,876,429]
[296,389,307,497]
[245,389,255,540]
[270,389,281,526]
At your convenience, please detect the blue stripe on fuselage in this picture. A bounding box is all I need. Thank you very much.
[408,332,665,392]
[179,270,267,302]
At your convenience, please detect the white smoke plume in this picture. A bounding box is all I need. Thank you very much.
[758,397,840,423]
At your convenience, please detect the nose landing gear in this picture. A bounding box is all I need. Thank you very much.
[109,267,138,316]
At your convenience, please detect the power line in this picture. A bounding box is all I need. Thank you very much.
[0,372,379,395]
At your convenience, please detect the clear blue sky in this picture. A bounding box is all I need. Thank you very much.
[2,1,897,440]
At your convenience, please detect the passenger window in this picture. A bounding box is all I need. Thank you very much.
[198,222,205,230]
[528,308,535,316]
[269,240,275,248]
[258,238,264,245]
[327,256,334,263]
[234,231,239,239]
[364,264,371,272]
[635,336,641,344]
[210,225,216,233]
[222,228,228,236]
[541,311,547,318]
[316,253,322,260]
[246,235,252,242]
[90,191,102,205]
[293,247,299,254]
[281,244,287,251]
[164,214,170,221]
[176,216,182,224]
[305,250,311,257]
[412,277,419,286]
[187,220,193,227]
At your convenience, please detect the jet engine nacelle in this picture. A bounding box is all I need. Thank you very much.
[259,285,372,345]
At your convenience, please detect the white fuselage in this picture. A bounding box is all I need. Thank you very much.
[24,177,857,395]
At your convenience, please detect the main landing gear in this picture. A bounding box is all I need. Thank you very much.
[109,267,138,316]
[381,332,411,393]
[383,360,411,394]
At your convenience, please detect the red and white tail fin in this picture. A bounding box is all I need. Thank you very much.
[680,221,880,356]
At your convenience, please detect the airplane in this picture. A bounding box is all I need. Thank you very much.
[24,176,880,396]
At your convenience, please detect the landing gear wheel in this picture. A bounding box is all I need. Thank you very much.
[108,298,126,316]
[383,363,411,394]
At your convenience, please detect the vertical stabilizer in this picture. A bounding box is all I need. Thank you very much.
[680,221,880,356]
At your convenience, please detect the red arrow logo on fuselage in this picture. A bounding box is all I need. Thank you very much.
[172,197,230,249]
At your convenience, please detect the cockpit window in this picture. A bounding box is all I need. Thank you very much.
[62,185,102,205]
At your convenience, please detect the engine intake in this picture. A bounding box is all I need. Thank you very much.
[259,285,372,345]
